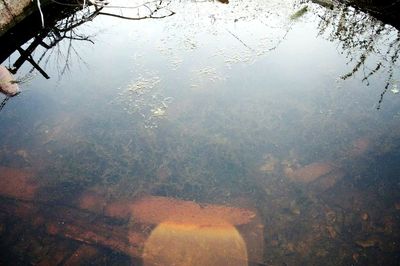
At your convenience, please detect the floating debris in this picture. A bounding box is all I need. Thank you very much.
[170,57,184,70]
[290,6,308,20]
[115,74,173,128]
[190,66,226,89]
[391,84,399,94]
[151,107,166,117]
[195,67,225,82]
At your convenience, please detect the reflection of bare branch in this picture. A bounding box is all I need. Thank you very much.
[0,97,10,112]
[103,0,166,9]
[30,6,103,77]
[377,68,394,110]
[60,31,74,76]
[98,10,175,20]
[225,29,255,52]
[313,2,400,109]
[63,34,95,44]
[362,62,381,84]
[10,0,176,79]
[98,1,175,20]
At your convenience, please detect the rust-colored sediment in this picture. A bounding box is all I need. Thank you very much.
[78,190,107,213]
[105,196,256,226]
[0,166,38,200]
[349,137,370,157]
[0,165,254,229]
[36,242,76,266]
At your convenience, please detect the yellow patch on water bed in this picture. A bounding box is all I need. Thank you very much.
[143,221,248,266]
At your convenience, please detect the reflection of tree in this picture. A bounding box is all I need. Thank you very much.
[311,1,400,109]
[98,0,175,20]
[13,5,102,78]
[0,0,175,113]
[1,0,175,80]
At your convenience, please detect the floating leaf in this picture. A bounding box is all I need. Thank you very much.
[290,6,308,20]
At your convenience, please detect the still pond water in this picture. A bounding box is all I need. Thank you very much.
[1,0,400,265]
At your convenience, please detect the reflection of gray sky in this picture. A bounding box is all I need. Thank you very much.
[13,0,399,119]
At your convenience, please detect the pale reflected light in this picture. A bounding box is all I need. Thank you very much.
[143,221,248,266]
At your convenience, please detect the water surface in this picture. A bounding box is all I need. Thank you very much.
[1,0,400,265]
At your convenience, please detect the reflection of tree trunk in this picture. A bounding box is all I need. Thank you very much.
[11,31,50,79]
[0,1,81,65]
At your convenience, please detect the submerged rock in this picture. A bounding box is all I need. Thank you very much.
[285,162,336,183]
[348,137,370,157]
[0,65,19,96]
[309,168,345,192]
[0,166,38,200]
[259,154,278,173]
[105,196,256,226]
[326,225,337,239]
[355,238,381,248]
